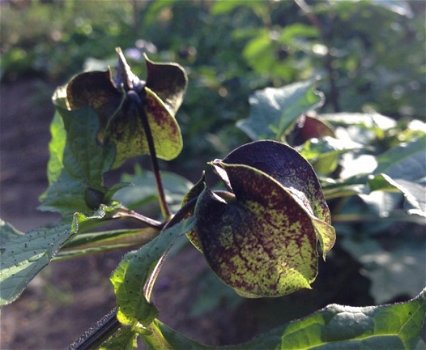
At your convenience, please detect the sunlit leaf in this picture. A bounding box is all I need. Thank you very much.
[144,288,426,349]
[374,135,426,180]
[100,326,138,350]
[211,0,265,15]
[237,81,324,140]
[298,136,363,175]
[0,221,72,306]
[321,112,397,130]
[369,174,425,217]
[372,136,426,216]
[322,175,369,200]
[46,111,66,185]
[110,218,195,326]
[320,112,397,141]
[39,106,115,215]
[370,0,413,17]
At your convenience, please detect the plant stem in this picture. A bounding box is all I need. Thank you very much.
[128,90,171,220]
[113,208,164,229]
[67,308,119,350]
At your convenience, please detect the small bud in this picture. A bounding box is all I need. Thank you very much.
[84,187,105,210]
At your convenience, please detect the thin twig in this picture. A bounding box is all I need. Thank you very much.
[113,208,164,229]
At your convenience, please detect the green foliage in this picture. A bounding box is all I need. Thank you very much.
[100,327,139,350]
[143,288,426,350]
[39,107,115,215]
[342,237,426,303]
[0,0,135,80]
[111,218,195,326]
[237,80,324,141]
[2,0,424,162]
[56,203,161,260]
[1,1,425,348]
[0,220,72,306]
[114,165,193,213]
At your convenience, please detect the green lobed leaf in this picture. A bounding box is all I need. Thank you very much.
[143,288,426,350]
[374,135,426,181]
[0,219,23,245]
[189,271,242,317]
[39,105,115,215]
[46,111,66,185]
[369,174,425,217]
[237,81,324,141]
[298,136,363,175]
[342,237,426,303]
[371,135,426,216]
[114,166,193,213]
[320,112,397,132]
[110,218,195,326]
[0,222,72,306]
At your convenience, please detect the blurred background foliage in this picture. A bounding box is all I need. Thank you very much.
[1,0,425,166]
[1,0,425,345]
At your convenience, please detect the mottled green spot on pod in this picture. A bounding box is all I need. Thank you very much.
[221,140,335,257]
[191,140,336,298]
